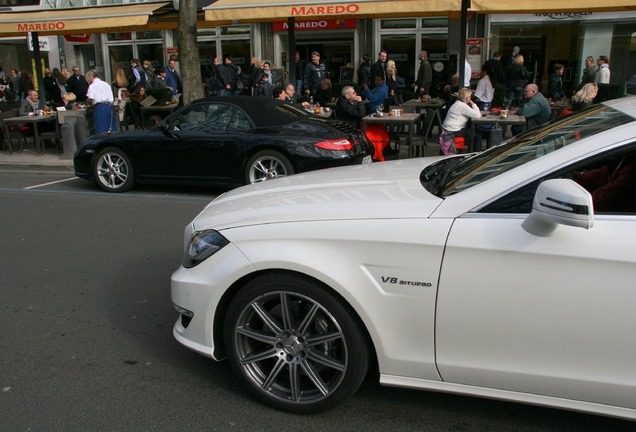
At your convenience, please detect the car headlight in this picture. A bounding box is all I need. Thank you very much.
[182,229,230,268]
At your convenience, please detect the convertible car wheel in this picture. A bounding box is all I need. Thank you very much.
[246,150,295,184]
[93,147,134,192]
[224,273,369,414]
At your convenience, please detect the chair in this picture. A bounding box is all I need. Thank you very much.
[0,108,28,153]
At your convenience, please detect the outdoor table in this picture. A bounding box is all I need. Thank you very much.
[470,113,526,151]
[402,98,445,141]
[3,113,60,155]
[362,112,422,158]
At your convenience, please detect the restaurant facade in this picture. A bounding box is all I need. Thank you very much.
[0,1,634,98]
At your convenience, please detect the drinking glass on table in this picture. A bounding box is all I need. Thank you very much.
[376,104,384,116]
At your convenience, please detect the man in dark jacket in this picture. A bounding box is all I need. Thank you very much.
[304,51,326,99]
[130,58,147,91]
[484,52,505,85]
[219,55,240,96]
[336,85,366,127]
[369,50,388,89]
[413,50,432,97]
[66,65,89,102]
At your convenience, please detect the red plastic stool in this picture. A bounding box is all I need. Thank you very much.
[454,136,465,152]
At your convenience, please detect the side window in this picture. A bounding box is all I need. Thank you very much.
[171,103,238,132]
[227,110,251,132]
[480,145,636,215]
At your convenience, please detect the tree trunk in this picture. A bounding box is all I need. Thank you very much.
[178,1,204,104]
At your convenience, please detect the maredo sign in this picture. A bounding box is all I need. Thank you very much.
[290,4,360,16]
[273,19,356,31]
[19,21,65,32]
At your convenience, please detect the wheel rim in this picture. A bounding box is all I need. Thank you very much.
[96,152,129,190]
[233,290,348,405]
[249,156,289,183]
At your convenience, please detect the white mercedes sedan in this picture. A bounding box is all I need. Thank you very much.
[171,96,636,419]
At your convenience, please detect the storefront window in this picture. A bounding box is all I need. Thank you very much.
[421,18,448,28]
[109,45,133,81]
[380,19,416,29]
[381,34,417,85]
[221,25,251,36]
[136,31,163,40]
[106,32,132,41]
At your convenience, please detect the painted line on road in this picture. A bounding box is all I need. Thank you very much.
[24,177,79,189]
[0,186,215,201]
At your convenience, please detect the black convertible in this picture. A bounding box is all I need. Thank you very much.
[73,96,374,192]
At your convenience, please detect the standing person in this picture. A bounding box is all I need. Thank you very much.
[336,85,366,127]
[439,88,482,154]
[43,68,63,106]
[362,75,389,113]
[369,50,388,89]
[357,54,372,88]
[0,66,5,84]
[474,63,495,111]
[596,56,610,84]
[510,84,551,135]
[153,69,168,90]
[112,68,129,102]
[294,51,306,96]
[385,60,398,98]
[505,54,529,104]
[143,59,155,84]
[219,55,240,96]
[261,61,272,82]
[484,52,505,86]
[246,56,262,96]
[303,51,326,100]
[413,50,432,97]
[205,57,221,96]
[255,73,272,97]
[130,58,147,91]
[460,56,472,88]
[85,69,117,134]
[10,69,21,102]
[66,65,89,102]
[578,56,596,90]
[20,70,35,100]
[547,63,565,100]
[163,58,182,95]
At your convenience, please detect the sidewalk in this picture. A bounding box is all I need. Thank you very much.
[0,147,74,172]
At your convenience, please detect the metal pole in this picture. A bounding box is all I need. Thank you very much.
[458,0,470,90]
[287,17,295,89]
[31,32,47,103]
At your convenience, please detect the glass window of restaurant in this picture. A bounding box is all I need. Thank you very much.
[104,30,164,85]
[197,25,252,84]
[376,17,449,89]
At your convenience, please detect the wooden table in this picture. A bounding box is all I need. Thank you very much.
[3,113,59,155]
[470,114,526,151]
[402,99,445,141]
[362,112,423,158]
[140,102,179,128]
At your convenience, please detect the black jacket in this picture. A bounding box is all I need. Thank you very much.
[336,96,366,127]
[304,61,326,94]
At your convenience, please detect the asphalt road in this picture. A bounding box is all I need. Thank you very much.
[1,171,634,431]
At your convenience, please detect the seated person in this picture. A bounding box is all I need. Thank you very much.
[362,75,388,114]
[336,86,366,127]
[313,78,335,107]
[19,89,46,116]
[62,92,77,110]
[571,83,598,112]
[574,151,636,213]
[439,87,482,154]
[510,84,551,136]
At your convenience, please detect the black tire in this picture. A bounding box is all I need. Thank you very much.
[224,273,369,414]
[93,147,134,192]
[245,150,295,184]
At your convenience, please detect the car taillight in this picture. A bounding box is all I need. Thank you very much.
[314,138,354,151]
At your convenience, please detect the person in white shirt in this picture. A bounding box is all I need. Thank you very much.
[440,88,482,154]
[86,69,117,134]
[474,63,494,110]
[464,60,472,88]
[596,56,611,84]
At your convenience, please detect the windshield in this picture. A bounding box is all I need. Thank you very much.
[438,105,633,197]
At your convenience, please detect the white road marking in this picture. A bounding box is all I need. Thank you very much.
[24,177,79,190]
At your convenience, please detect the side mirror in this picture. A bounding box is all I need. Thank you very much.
[522,179,594,237]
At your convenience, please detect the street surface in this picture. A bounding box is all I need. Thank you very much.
[1,170,634,431]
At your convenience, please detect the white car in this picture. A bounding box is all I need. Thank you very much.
[171,96,636,419]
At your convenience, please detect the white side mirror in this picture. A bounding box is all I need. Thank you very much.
[522,179,594,237]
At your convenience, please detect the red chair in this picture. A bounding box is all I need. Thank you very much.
[364,123,390,161]
[454,136,465,152]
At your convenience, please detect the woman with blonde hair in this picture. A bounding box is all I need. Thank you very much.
[385,59,398,97]
[439,87,482,154]
[43,67,63,106]
[247,56,262,95]
[505,53,529,104]
[112,68,129,101]
[571,82,598,112]
[313,78,334,107]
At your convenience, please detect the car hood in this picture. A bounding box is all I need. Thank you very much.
[192,158,446,231]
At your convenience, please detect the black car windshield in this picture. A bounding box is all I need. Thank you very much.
[438,105,633,197]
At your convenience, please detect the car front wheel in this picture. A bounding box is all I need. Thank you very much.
[245,150,295,184]
[224,273,369,413]
[93,147,134,192]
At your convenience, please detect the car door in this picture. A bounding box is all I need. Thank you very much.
[435,144,636,410]
[135,102,238,183]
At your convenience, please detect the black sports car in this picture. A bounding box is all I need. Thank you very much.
[73,96,374,192]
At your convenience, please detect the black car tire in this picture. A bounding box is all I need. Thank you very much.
[93,147,134,192]
[245,150,295,184]
[224,272,370,414]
